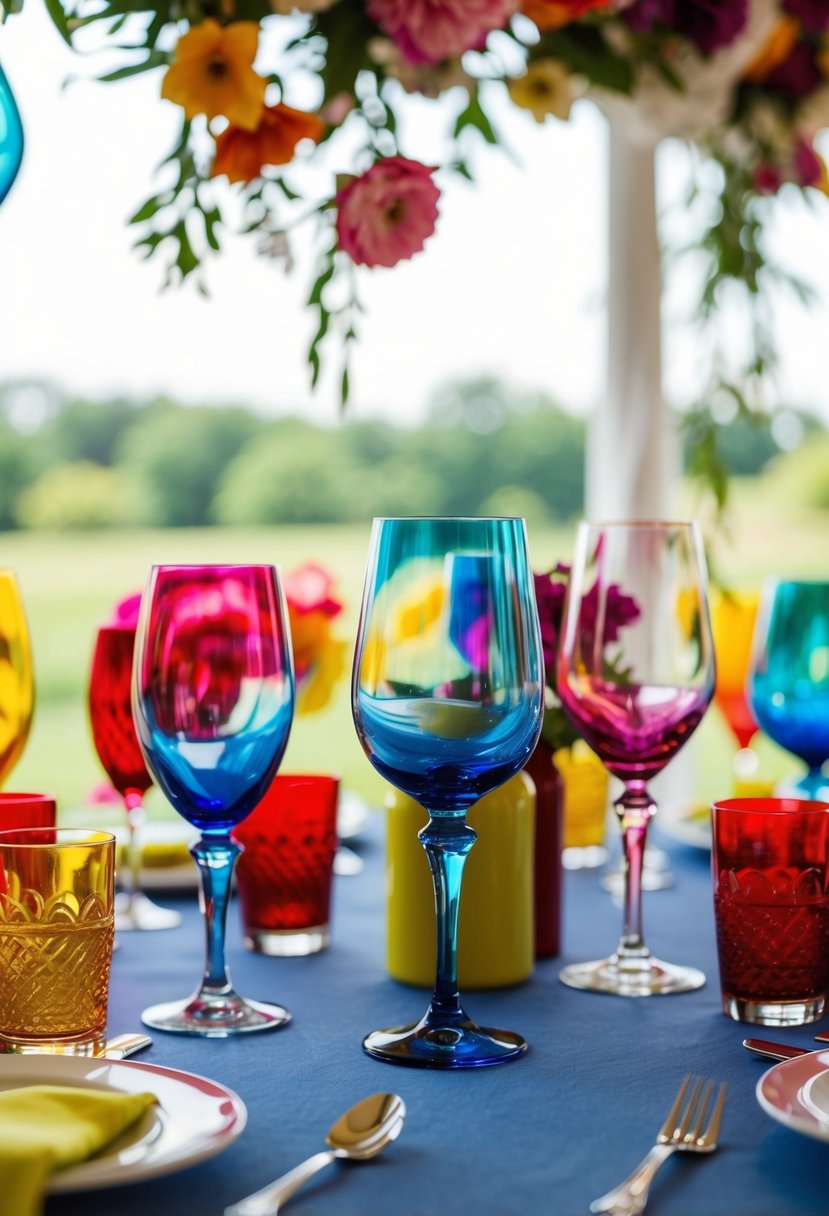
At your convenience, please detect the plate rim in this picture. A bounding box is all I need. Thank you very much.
[0,1053,247,1192]
[756,1048,829,1142]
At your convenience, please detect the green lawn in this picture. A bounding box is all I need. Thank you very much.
[3,502,823,819]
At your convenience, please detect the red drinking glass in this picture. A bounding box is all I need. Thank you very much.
[712,796,829,1026]
[557,521,715,997]
[88,624,181,931]
[0,792,56,831]
[232,774,339,956]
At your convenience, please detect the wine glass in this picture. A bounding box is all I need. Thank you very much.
[0,570,34,787]
[749,580,829,800]
[0,64,24,207]
[88,624,182,931]
[352,517,543,1067]
[132,564,295,1035]
[711,589,761,780]
[557,521,715,996]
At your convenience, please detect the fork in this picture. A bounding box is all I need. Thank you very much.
[589,1075,727,1215]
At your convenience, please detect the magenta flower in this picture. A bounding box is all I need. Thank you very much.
[754,163,783,194]
[109,592,142,628]
[794,139,823,187]
[336,156,440,269]
[624,0,748,53]
[367,0,517,65]
[765,41,823,97]
[783,0,829,33]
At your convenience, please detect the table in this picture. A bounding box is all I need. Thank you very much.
[46,816,829,1216]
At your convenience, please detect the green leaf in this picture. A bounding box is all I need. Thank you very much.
[43,0,72,45]
[307,264,335,307]
[97,49,168,82]
[128,194,168,225]
[541,27,634,95]
[453,89,498,145]
[314,1,377,103]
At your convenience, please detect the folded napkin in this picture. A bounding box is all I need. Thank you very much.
[0,1083,157,1216]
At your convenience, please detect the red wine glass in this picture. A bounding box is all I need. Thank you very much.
[88,625,182,931]
[557,521,715,996]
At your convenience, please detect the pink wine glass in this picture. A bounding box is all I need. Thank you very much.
[557,521,715,996]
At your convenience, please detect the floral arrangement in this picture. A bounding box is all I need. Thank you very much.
[6,0,829,409]
[534,563,638,751]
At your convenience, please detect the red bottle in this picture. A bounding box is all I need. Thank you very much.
[524,739,563,958]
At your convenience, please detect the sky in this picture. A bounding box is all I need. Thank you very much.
[2,6,829,429]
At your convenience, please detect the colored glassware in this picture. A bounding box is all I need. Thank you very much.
[712,797,829,1026]
[88,624,182,931]
[132,564,295,1036]
[711,589,761,776]
[557,521,715,996]
[0,65,23,207]
[749,580,829,800]
[352,517,543,1067]
[0,571,34,788]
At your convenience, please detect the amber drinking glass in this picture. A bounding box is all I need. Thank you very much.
[0,571,34,789]
[0,828,115,1055]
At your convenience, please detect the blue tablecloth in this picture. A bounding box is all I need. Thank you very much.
[45,817,829,1216]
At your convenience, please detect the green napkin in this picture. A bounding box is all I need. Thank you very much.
[0,1083,157,1216]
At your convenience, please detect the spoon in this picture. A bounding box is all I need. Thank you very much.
[103,1033,153,1059]
[224,1092,406,1216]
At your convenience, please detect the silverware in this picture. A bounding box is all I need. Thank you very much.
[743,1038,812,1062]
[224,1092,405,1216]
[104,1033,153,1059]
[813,1030,829,1044]
[590,1075,727,1216]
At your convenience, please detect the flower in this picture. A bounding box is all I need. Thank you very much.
[624,0,749,53]
[283,563,347,715]
[533,563,640,751]
[764,37,824,94]
[743,14,800,81]
[110,592,142,628]
[783,0,829,31]
[508,59,580,121]
[521,0,613,31]
[212,104,326,184]
[336,157,440,268]
[161,20,266,131]
[366,0,517,65]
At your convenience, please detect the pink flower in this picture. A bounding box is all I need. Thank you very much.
[336,156,440,268]
[754,163,782,194]
[109,592,142,628]
[794,139,823,187]
[367,0,517,65]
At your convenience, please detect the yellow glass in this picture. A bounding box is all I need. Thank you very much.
[385,773,535,989]
[0,829,115,1055]
[711,590,761,754]
[0,570,34,787]
[556,741,609,849]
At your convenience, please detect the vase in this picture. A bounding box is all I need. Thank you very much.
[385,772,535,989]
[555,741,610,871]
[0,64,24,207]
[523,738,563,959]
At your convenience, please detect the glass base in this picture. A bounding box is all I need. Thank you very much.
[363,1014,527,1069]
[0,1030,107,1056]
[142,992,291,1037]
[244,924,329,957]
[115,891,182,932]
[559,954,706,997]
[723,993,826,1026]
[600,867,675,895]
[562,845,608,871]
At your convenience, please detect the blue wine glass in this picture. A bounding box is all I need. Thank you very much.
[132,564,295,1035]
[352,517,543,1068]
[749,580,829,800]
[0,64,24,206]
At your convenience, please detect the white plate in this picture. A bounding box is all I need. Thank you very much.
[756,1049,829,1142]
[0,1054,247,1192]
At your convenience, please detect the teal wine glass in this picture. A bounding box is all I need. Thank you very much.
[0,65,24,206]
[352,517,543,1068]
[132,564,295,1036]
[750,580,829,800]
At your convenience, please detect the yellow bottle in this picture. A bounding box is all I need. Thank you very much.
[385,772,535,989]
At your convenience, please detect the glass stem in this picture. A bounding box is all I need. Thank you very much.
[615,787,656,960]
[192,836,239,998]
[419,813,477,1022]
[123,789,145,904]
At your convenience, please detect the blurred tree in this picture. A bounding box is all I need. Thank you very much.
[118,403,265,526]
[0,420,34,530]
[15,461,137,529]
[32,397,145,472]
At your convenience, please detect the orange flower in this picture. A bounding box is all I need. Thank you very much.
[521,0,611,32]
[212,103,326,184]
[161,20,266,132]
[743,16,800,85]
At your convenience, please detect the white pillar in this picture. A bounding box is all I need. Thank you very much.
[587,125,679,522]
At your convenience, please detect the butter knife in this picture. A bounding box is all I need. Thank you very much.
[104,1033,153,1059]
[743,1038,812,1062]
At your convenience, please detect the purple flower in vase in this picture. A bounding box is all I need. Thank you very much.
[783,0,829,33]
[624,0,748,53]
[765,40,823,96]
